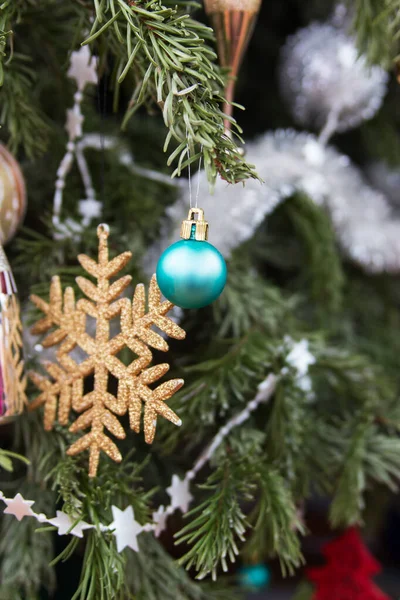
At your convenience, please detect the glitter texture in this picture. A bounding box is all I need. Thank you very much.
[0,294,27,419]
[29,225,186,477]
[0,144,26,244]
[0,245,27,421]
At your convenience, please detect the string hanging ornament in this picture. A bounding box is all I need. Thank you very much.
[156,140,227,309]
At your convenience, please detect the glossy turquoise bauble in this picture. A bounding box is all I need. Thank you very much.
[156,239,227,309]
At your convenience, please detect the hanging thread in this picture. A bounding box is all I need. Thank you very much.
[195,145,203,209]
[187,133,193,209]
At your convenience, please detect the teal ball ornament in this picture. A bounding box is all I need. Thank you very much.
[156,208,227,309]
[239,564,271,590]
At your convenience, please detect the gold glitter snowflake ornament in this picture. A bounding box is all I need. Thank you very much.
[29,224,186,477]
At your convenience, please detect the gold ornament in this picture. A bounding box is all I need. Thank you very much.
[29,224,186,477]
[0,145,26,244]
[204,0,262,130]
[0,245,27,421]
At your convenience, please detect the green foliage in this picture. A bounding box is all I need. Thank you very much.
[161,330,273,450]
[0,413,66,598]
[86,0,258,184]
[127,534,240,599]
[352,0,400,66]
[0,449,29,472]
[329,417,371,526]
[284,192,344,314]
[72,530,126,600]
[265,377,310,491]
[329,418,400,526]
[176,457,253,580]
[244,467,305,576]
[213,261,297,338]
[0,56,52,157]
[292,582,314,600]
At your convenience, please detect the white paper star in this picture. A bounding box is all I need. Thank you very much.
[110,506,143,553]
[3,493,35,521]
[48,511,92,538]
[166,475,193,514]
[68,46,98,91]
[78,198,102,224]
[66,108,84,140]
[152,505,168,537]
[286,338,316,377]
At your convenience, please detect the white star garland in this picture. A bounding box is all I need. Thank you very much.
[109,506,143,552]
[0,340,314,550]
[53,46,101,236]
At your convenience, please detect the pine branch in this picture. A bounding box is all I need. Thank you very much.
[0,55,52,158]
[330,418,371,527]
[213,261,297,338]
[265,377,309,490]
[0,495,56,600]
[285,192,344,315]
[86,0,259,185]
[244,467,305,576]
[160,331,273,450]
[292,582,315,600]
[176,458,254,580]
[353,0,400,66]
[127,534,240,599]
[72,529,126,600]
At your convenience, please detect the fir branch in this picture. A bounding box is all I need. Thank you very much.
[0,494,56,600]
[244,467,305,576]
[330,418,371,527]
[285,192,344,315]
[0,55,52,157]
[72,529,126,600]
[0,449,29,472]
[213,261,297,338]
[329,418,400,526]
[352,0,400,66]
[86,0,259,185]
[160,331,273,450]
[265,377,309,490]
[176,458,254,580]
[0,413,70,599]
[127,534,240,599]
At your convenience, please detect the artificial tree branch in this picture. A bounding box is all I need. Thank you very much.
[85,0,259,185]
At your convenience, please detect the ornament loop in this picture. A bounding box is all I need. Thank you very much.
[97,223,110,238]
[180,208,209,241]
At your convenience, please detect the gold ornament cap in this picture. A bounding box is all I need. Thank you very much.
[180,208,209,241]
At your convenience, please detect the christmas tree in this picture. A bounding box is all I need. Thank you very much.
[0,0,400,598]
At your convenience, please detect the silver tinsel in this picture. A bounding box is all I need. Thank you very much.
[279,23,388,140]
[144,130,400,275]
[367,162,400,211]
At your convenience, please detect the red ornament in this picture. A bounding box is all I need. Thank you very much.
[307,528,389,600]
